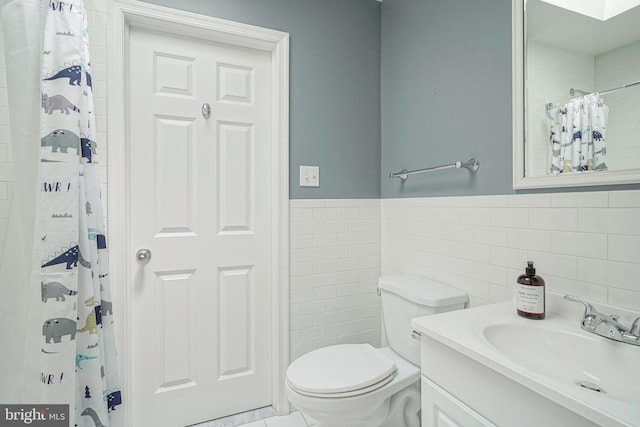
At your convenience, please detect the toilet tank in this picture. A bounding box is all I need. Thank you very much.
[378,275,468,366]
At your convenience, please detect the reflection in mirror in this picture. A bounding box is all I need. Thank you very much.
[515,0,640,188]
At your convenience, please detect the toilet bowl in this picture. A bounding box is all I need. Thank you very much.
[286,346,420,427]
[285,275,468,427]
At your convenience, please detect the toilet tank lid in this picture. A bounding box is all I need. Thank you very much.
[378,275,468,307]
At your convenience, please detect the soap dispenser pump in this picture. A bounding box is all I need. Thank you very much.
[516,261,545,320]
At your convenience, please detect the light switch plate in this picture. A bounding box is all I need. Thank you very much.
[300,165,320,187]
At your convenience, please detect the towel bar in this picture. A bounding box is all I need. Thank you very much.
[389,158,479,182]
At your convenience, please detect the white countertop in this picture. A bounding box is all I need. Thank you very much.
[411,293,640,427]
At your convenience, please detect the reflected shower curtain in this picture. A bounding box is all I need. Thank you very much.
[548,94,608,174]
[1,1,122,425]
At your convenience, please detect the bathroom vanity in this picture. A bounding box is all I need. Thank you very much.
[411,294,640,427]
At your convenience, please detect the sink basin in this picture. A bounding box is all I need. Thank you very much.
[483,324,640,406]
[413,295,640,426]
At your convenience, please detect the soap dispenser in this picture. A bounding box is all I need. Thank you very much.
[516,261,545,319]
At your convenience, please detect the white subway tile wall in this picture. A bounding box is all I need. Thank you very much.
[289,199,381,361]
[526,41,595,177]
[0,0,107,252]
[0,2,9,252]
[382,192,640,310]
[596,39,640,172]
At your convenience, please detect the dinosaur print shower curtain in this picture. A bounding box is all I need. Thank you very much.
[23,1,123,425]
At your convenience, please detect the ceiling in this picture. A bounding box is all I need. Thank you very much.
[526,0,640,55]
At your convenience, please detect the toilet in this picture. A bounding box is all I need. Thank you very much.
[285,275,468,427]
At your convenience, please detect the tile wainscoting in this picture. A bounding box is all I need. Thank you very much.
[291,191,640,361]
[382,191,640,310]
[289,199,382,361]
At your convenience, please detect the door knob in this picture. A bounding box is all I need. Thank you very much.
[202,103,211,119]
[136,248,152,263]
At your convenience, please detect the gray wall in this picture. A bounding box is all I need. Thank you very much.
[381,0,513,197]
[140,0,638,199]
[140,0,382,199]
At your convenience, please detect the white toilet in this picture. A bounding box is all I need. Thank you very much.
[285,275,468,427]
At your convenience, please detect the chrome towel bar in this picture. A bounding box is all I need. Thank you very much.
[389,158,479,182]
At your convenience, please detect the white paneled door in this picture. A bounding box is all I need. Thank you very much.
[128,28,273,427]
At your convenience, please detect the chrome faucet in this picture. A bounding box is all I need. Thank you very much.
[564,295,640,346]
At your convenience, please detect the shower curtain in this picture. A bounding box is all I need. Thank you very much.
[1,1,122,425]
[547,94,608,174]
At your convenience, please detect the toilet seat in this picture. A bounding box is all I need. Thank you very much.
[287,372,395,398]
[286,344,397,398]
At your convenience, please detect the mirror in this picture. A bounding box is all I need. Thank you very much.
[513,0,640,189]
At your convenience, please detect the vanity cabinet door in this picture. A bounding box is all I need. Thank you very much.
[422,377,495,427]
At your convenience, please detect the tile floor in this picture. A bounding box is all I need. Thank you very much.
[239,411,315,427]
[194,411,316,427]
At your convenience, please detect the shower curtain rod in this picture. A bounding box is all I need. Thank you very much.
[570,79,640,97]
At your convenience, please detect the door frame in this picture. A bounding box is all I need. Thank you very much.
[107,1,290,425]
